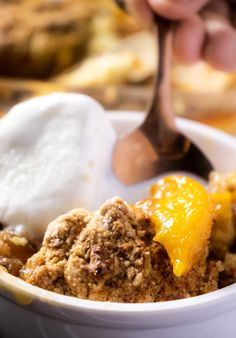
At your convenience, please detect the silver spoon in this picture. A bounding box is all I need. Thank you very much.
[113,6,213,185]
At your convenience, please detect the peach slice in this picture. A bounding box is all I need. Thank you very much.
[136,176,214,277]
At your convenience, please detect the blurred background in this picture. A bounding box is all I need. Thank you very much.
[0,0,236,134]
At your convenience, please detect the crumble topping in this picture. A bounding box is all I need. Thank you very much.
[20,198,223,302]
[1,172,236,303]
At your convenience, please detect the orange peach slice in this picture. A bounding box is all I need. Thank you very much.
[136,176,214,277]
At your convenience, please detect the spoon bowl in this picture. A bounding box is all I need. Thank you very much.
[113,12,213,184]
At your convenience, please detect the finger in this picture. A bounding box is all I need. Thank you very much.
[203,11,236,71]
[203,0,230,18]
[148,0,209,20]
[173,14,205,64]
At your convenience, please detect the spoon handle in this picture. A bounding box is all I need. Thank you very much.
[142,16,175,135]
[141,16,189,156]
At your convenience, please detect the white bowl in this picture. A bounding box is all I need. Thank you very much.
[0,112,236,338]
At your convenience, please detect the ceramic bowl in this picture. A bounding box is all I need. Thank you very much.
[0,112,236,338]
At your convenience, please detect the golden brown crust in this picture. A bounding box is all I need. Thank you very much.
[0,0,92,78]
[209,172,236,253]
[0,230,36,276]
[150,244,222,301]
[219,253,236,288]
[0,0,138,79]
[21,198,223,302]
[20,208,91,293]
[209,171,236,196]
[64,198,154,302]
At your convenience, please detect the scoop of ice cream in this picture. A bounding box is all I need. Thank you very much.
[0,93,116,238]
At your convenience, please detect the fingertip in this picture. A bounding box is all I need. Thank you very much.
[204,30,236,71]
[173,15,205,64]
[203,13,236,71]
[148,0,208,20]
[203,0,230,18]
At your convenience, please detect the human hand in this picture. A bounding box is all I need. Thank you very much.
[121,0,236,71]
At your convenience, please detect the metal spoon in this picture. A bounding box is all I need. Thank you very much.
[112,9,213,185]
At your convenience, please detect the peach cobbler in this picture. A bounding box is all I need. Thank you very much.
[0,171,236,303]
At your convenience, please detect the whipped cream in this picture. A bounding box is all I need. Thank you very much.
[0,93,116,238]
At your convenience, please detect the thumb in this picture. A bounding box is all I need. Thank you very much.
[148,0,209,20]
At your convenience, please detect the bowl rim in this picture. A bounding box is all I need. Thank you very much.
[1,112,236,315]
[108,111,236,148]
[1,269,236,314]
